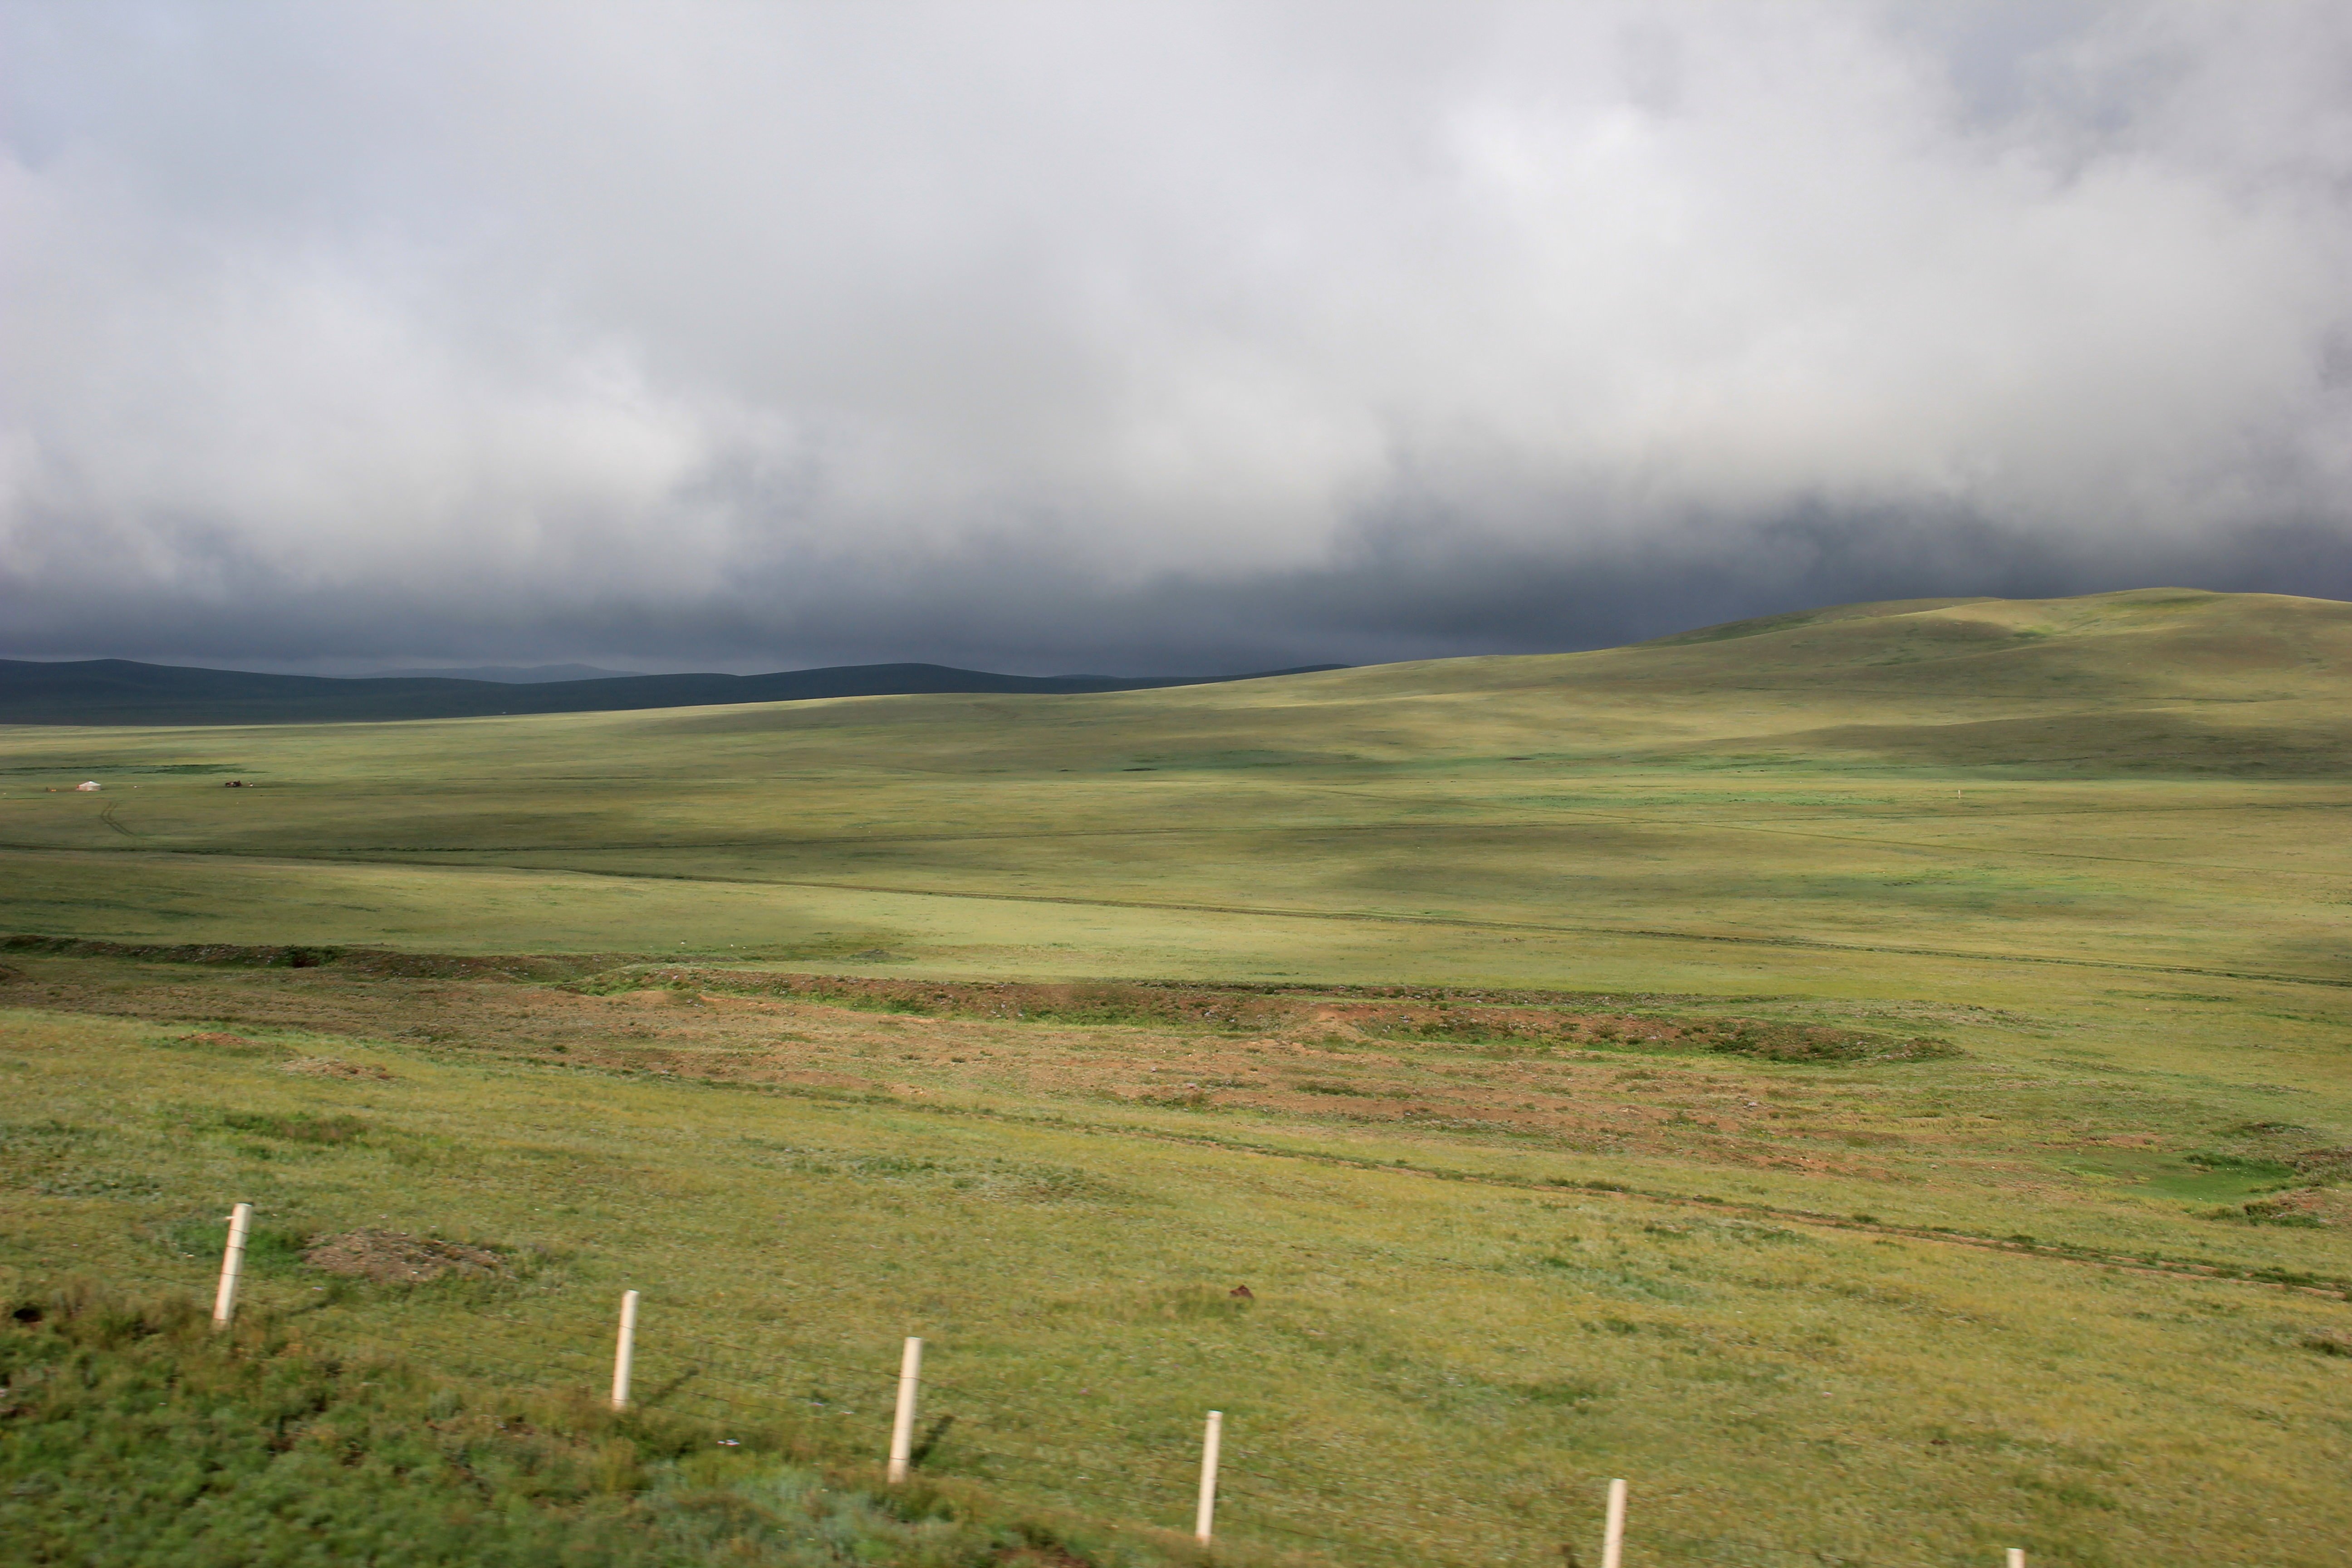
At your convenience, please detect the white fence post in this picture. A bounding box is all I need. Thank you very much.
[887,1336,924,1482]
[1602,1477,1627,1568]
[1195,1409,1223,1543]
[2007,1552,2025,1568]
[611,1290,639,1410]
[211,1202,253,1328]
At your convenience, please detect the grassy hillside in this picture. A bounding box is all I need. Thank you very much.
[3,588,2351,1563]
[2,1275,1124,1568]
[1,588,2347,990]
[3,954,2349,1566]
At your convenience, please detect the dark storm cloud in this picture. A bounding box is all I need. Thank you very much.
[4,1,2350,673]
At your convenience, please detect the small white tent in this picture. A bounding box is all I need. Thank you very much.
[75,780,101,791]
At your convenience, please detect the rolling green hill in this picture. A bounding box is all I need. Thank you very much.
[1298,586,2352,773]
[4,588,2350,1565]
[2,588,2349,987]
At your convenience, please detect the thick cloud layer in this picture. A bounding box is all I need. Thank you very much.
[5,1,2350,672]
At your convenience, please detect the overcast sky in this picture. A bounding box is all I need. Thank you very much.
[4,1,2350,675]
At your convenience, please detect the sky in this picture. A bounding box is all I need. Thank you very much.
[4,1,2350,676]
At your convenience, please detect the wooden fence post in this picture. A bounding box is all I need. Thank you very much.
[211,1202,253,1328]
[1195,1410,1223,1543]
[887,1337,923,1482]
[1601,1477,1627,1568]
[612,1290,639,1410]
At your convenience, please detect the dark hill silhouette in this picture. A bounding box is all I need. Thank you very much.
[371,663,640,682]
[0,658,1346,726]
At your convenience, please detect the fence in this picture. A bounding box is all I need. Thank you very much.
[210,1205,2039,1565]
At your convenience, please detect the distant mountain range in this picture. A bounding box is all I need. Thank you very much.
[0,658,1347,726]
[370,663,642,683]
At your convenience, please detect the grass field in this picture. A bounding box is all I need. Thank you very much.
[4,588,2352,1564]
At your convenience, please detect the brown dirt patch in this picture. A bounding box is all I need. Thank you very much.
[776,1069,874,1090]
[8,951,1967,1183]
[996,1548,1091,1568]
[280,1057,394,1080]
[596,967,1959,1063]
[2241,1187,2352,1227]
[304,1230,507,1284]
[2291,1147,2352,1184]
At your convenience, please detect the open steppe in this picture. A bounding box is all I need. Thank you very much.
[4,588,2351,1565]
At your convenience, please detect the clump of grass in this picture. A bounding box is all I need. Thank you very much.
[155,1030,295,1060]
[1113,1284,1255,1323]
[2216,1192,2330,1229]
[2288,1147,2352,1184]
[0,1281,1200,1568]
[2184,1152,2297,1180]
[217,1110,373,1145]
[157,1213,314,1275]
[1291,1079,1413,1099]
[0,1279,682,1563]
[1694,1022,1960,1063]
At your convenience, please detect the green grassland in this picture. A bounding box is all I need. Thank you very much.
[4,588,2352,1564]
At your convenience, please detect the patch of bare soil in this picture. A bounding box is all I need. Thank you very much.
[2239,1187,2352,1227]
[304,1230,507,1284]
[593,967,1959,1063]
[280,1057,394,1080]
[169,1030,297,1058]
[0,959,1928,1175]
[2291,1147,2352,1183]
[7,953,1955,1181]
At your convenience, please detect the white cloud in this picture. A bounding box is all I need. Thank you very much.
[3,0,2348,666]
